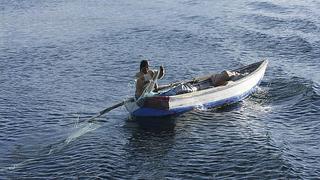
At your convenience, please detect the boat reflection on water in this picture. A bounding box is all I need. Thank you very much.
[130,115,177,131]
[122,117,177,179]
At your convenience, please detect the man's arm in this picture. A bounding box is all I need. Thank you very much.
[158,66,165,79]
[135,78,144,98]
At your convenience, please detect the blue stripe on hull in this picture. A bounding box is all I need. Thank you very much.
[132,82,261,118]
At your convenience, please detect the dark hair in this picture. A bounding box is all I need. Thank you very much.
[140,60,149,71]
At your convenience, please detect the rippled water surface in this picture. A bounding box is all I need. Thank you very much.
[1,0,320,179]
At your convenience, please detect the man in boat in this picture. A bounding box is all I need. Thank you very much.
[135,60,165,99]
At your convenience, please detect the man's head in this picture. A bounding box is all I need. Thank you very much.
[140,60,149,74]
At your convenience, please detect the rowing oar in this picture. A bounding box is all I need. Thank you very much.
[87,100,128,123]
[62,98,134,126]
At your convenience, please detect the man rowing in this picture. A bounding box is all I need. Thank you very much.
[135,60,165,99]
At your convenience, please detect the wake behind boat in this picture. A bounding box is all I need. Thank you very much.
[125,60,268,118]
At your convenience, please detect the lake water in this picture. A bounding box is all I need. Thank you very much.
[1,0,320,179]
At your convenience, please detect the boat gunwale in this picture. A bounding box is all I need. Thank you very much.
[166,60,268,99]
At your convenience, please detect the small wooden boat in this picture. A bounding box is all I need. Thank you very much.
[125,60,268,118]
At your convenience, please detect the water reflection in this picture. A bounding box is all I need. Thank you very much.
[134,116,177,130]
[122,117,176,179]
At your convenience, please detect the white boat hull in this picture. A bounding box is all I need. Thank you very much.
[125,60,268,117]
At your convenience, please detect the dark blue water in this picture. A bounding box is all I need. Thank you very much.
[1,0,320,179]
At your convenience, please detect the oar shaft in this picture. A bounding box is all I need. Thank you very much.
[62,98,134,126]
[99,97,135,116]
[99,101,125,115]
